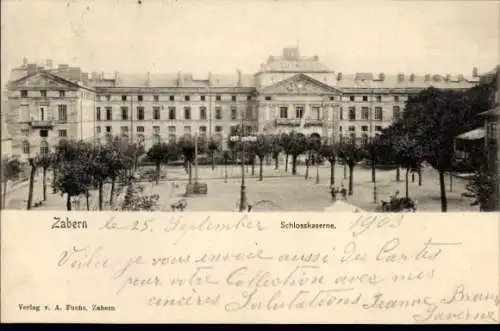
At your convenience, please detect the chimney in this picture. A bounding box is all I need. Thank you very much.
[312,55,319,61]
[114,71,119,86]
[472,67,478,77]
[458,74,465,81]
[27,64,38,75]
[46,59,53,69]
[409,73,415,82]
[237,69,242,87]
[337,72,342,81]
[283,47,300,60]
[397,73,405,82]
[378,73,385,81]
[22,57,28,66]
[424,74,431,81]
[99,72,104,80]
[69,67,82,81]
[58,64,69,70]
[91,72,98,80]
[177,70,183,86]
[445,74,451,82]
[432,74,441,82]
[260,63,265,71]
[146,71,151,87]
[80,72,89,86]
[208,72,213,86]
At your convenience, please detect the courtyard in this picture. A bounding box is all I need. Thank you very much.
[4,162,478,212]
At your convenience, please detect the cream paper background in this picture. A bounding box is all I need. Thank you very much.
[1,211,499,324]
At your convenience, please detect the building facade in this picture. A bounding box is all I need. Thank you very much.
[4,48,480,161]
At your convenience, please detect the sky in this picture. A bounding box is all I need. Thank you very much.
[1,0,499,83]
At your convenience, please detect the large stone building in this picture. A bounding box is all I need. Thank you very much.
[4,47,480,161]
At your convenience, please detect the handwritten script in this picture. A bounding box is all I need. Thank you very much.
[1,211,498,323]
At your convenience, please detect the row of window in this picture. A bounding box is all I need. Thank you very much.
[98,94,252,102]
[347,95,402,102]
[96,125,225,134]
[96,106,245,121]
[20,91,403,103]
[20,90,67,98]
[339,125,383,132]
[338,106,401,121]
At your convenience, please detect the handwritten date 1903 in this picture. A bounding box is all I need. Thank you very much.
[98,217,154,233]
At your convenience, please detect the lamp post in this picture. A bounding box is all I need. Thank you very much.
[194,132,199,185]
[230,119,256,212]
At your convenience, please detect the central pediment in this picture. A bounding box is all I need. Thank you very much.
[260,74,340,95]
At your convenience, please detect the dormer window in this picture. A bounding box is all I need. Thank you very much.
[40,90,47,97]
[59,90,65,97]
[21,90,28,97]
[138,95,143,102]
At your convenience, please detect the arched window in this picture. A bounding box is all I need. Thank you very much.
[22,140,30,154]
[40,140,49,155]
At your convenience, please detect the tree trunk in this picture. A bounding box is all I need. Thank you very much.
[251,157,255,176]
[155,162,161,185]
[439,170,447,212]
[274,152,279,170]
[212,153,215,171]
[66,193,72,211]
[405,167,410,198]
[26,163,36,210]
[52,167,57,193]
[224,162,228,183]
[343,163,347,180]
[109,176,116,206]
[98,180,104,211]
[330,159,335,186]
[292,155,298,175]
[315,161,320,184]
[396,166,401,182]
[188,162,192,184]
[411,171,415,183]
[285,154,289,172]
[305,157,310,180]
[348,165,354,196]
[2,178,8,209]
[418,167,422,186]
[371,159,375,183]
[449,173,453,192]
[85,190,90,211]
[42,167,47,201]
[259,158,264,181]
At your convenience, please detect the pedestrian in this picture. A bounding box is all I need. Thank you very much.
[340,183,347,199]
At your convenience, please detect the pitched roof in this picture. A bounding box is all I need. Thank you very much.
[456,127,485,140]
[89,72,256,88]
